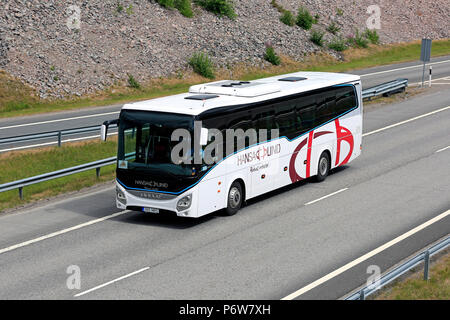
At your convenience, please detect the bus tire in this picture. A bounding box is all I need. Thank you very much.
[225,181,243,216]
[316,151,330,182]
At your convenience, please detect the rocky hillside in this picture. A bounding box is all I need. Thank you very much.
[0,0,448,98]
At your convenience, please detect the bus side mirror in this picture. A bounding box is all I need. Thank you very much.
[101,123,108,141]
[100,119,119,142]
[200,128,209,146]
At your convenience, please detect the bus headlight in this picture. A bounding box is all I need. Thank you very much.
[116,187,127,204]
[176,194,192,212]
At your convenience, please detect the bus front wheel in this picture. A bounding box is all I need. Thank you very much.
[316,151,331,182]
[225,181,243,216]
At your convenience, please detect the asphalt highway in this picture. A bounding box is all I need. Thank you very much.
[1,55,450,152]
[0,85,448,299]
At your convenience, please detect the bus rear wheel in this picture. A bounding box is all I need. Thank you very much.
[225,181,243,216]
[316,151,330,182]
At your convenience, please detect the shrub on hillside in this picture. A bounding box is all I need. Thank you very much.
[127,74,141,89]
[280,10,295,26]
[264,45,281,66]
[328,37,348,51]
[364,29,380,44]
[326,22,341,35]
[189,52,215,79]
[310,29,325,47]
[175,0,193,17]
[296,6,313,30]
[194,0,237,19]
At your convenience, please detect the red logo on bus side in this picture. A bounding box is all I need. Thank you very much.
[289,120,354,183]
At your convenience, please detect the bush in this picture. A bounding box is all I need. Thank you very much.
[157,0,175,8]
[194,0,237,19]
[127,74,141,89]
[189,52,215,79]
[326,22,340,35]
[296,6,313,30]
[328,37,348,51]
[310,29,325,47]
[175,0,193,17]
[280,10,295,26]
[264,46,281,66]
[336,8,343,16]
[364,29,380,44]
[313,14,320,24]
[350,29,369,48]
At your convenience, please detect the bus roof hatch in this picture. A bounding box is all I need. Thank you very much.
[189,80,281,97]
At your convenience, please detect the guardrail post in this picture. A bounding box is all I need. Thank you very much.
[424,250,430,281]
[19,187,23,200]
[96,167,100,179]
[359,289,365,300]
[57,131,62,147]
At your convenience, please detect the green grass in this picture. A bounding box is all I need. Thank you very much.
[1,39,449,119]
[0,140,118,213]
[375,252,450,300]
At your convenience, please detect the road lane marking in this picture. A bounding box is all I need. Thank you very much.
[0,211,129,256]
[436,146,450,153]
[359,59,450,77]
[74,267,150,298]
[282,209,450,300]
[0,111,120,130]
[304,188,348,206]
[409,76,450,87]
[363,105,450,137]
[0,132,118,153]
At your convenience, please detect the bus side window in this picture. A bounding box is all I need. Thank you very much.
[296,93,316,134]
[228,110,254,152]
[335,86,357,115]
[315,89,336,126]
[274,101,297,139]
[253,107,277,141]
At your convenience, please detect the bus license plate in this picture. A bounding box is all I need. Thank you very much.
[143,207,159,214]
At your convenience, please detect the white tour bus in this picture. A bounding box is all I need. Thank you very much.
[103,72,362,218]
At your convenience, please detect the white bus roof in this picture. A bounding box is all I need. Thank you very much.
[122,71,360,116]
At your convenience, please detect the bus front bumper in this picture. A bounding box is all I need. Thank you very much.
[115,182,198,218]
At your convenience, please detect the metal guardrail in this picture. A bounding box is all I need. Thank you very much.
[344,236,450,300]
[0,124,117,148]
[362,78,408,100]
[0,157,117,199]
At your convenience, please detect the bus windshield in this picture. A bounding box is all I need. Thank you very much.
[118,110,196,177]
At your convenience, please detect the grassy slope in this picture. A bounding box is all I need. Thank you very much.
[1,39,449,118]
[375,252,450,300]
[0,140,117,212]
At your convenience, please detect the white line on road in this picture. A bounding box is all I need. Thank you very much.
[359,59,450,77]
[363,105,450,137]
[0,132,118,153]
[304,188,348,206]
[436,146,450,153]
[0,111,120,130]
[0,211,129,256]
[74,267,150,298]
[409,76,450,87]
[282,209,450,300]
